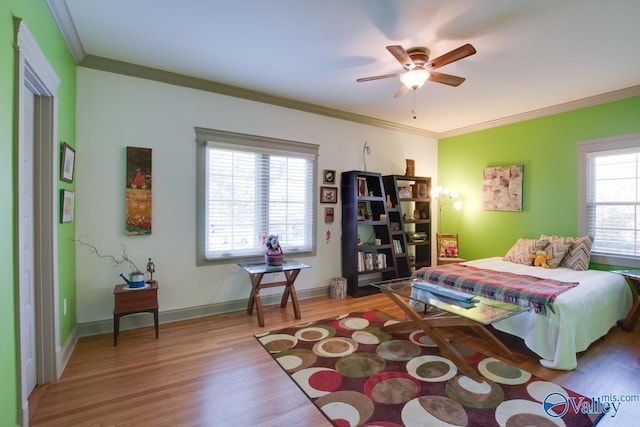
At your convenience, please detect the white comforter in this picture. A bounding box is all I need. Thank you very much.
[416,257,633,370]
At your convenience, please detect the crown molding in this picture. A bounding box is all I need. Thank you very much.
[437,85,640,139]
[49,0,638,140]
[47,0,85,63]
[78,55,438,138]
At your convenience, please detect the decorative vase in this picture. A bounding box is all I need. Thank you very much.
[418,183,428,198]
[405,159,415,177]
[265,250,284,266]
[386,194,392,208]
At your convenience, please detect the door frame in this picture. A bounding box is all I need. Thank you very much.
[14,17,61,422]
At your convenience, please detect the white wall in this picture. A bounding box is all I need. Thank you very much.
[75,67,438,324]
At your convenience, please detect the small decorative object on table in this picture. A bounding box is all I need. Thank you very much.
[263,234,284,265]
[146,257,156,282]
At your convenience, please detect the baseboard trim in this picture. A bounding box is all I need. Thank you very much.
[76,286,330,337]
[57,324,79,379]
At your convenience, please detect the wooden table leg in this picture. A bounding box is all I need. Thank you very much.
[113,314,120,346]
[153,309,159,339]
[246,273,265,327]
[622,293,640,331]
[282,270,302,319]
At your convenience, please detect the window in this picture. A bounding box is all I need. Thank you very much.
[196,128,318,264]
[578,133,640,267]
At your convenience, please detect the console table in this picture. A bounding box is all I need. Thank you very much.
[610,270,640,331]
[237,260,310,327]
[113,281,159,346]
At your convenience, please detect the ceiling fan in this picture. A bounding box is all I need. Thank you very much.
[357,43,477,98]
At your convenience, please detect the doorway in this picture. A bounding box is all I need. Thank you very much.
[15,18,61,424]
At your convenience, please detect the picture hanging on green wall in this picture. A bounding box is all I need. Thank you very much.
[482,165,523,211]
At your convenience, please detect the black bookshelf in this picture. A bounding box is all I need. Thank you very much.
[341,171,397,297]
[383,175,432,274]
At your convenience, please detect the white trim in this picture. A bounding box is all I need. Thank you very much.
[16,20,61,91]
[439,86,640,139]
[44,0,640,138]
[46,0,85,63]
[577,133,640,267]
[15,18,62,426]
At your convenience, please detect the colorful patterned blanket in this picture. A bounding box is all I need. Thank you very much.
[413,264,579,313]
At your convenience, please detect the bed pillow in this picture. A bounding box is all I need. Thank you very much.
[539,235,573,268]
[503,238,549,265]
[561,236,594,271]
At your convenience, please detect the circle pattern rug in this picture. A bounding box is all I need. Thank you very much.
[256,309,599,426]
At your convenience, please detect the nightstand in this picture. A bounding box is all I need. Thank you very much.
[113,281,159,345]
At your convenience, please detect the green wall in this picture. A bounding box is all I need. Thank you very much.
[1,1,76,424]
[439,96,640,264]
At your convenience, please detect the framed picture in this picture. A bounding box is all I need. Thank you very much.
[320,186,338,203]
[60,190,74,223]
[398,186,413,199]
[60,142,76,183]
[357,177,368,197]
[126,146,153,235]
[323,169,336,184]
[324,207,335,223]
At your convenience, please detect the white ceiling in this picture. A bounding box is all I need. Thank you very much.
[51,0,640,136]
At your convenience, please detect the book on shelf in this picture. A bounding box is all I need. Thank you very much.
[365,253,374,271]
[376,253,387,269]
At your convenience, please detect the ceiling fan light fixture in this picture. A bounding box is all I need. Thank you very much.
[400,69,430,90]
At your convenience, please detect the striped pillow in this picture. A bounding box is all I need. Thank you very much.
[541,234,593,271]
[561,236,593,271]
[541,236,573,268]
[503,238,549,265]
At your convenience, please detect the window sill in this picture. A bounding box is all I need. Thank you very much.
[198,250,314,266]
[590,253,640,269]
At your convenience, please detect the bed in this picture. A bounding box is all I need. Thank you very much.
[412,256,633,370]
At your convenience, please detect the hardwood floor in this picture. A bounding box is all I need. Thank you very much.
[29,293,640,426]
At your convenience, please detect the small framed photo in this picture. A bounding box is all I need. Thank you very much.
[357,177,368,197]
[320,186,338,203]
[60,190,75,223]
[324,207,334,223]
[60,142,76,183]
[323,169,336,184]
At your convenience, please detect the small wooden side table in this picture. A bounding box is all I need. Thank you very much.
[611,270,640,331]
[237,260,311,327]
[113,281,159,345]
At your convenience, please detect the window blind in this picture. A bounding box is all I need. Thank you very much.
[196,128,318,262]
[586,148,640,256]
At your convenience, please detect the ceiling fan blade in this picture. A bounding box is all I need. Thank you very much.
[427,43,476,70]
[356,72,401,83]
[386,45,414,69]
[428,71,466,87]
[394,84,409,98]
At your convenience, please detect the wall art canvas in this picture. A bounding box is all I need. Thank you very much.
[482,164,523,211]
[126,146,152,235]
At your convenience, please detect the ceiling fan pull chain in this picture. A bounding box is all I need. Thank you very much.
[412,90,417,119]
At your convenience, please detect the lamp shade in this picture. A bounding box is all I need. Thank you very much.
[400,69,430,90]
